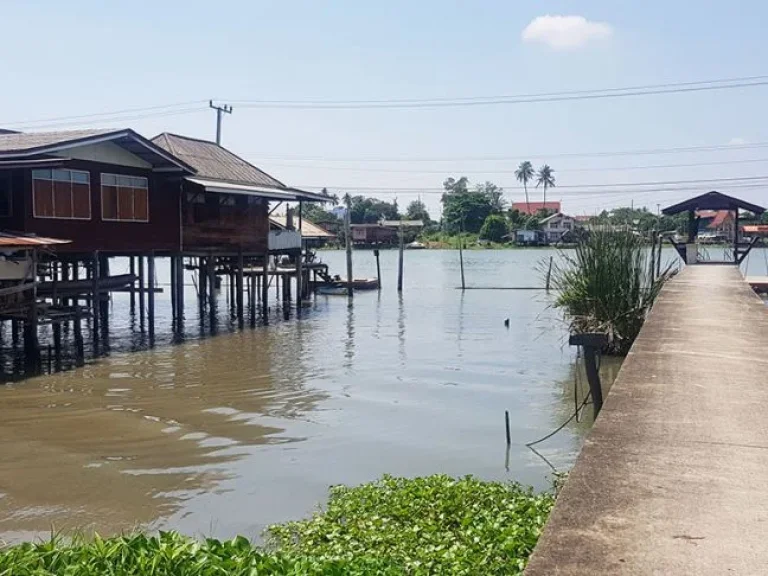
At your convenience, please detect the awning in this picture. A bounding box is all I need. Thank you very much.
[185,177,330,202]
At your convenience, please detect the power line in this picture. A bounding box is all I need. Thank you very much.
[260,156,768,175]
[1,100,208,128]
[229,76,768,109]
[246,141,768,163]
[5,106,209,131]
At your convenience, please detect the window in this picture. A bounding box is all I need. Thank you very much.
[32,169,91,219]
[0,172,11,217]
[101,174,149,222]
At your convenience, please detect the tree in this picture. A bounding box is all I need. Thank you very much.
[479,214,509,243]
[348,195,400,224]
[514,161,535,214]
[475,181,505,213]
[405,200,431,223]
[536,164,556,207]
[441,177,494,233]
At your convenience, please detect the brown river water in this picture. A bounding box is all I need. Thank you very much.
[2,246,759,542]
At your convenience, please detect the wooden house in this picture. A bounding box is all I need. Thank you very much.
[152,133,326,255]
[0,129,194,254]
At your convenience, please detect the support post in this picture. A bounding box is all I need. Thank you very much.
[397,223,404,293]
[656,232,663,278]
[138,255,146,330]
[545,255,553,291]
[569,333,609,419]
[91,251,100,338]
[176,255,185,332]
[207,255,216,329]
[148,251,155,343]
[734,209,740,263]
[345,204,353,298]
[458,231,466,291]
[24,248,40,370]
[374,248,381,290]
[170,256,177,321]
[649,230,657,281]
[237,249,245,328]
[129,256,136,312]
[249,271,256,324]
[261,252,269,320]
[296,248,303,309]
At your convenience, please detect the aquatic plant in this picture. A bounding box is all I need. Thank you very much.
[269,474,554,575]
[0,475,554,575]
[549,230,673,355]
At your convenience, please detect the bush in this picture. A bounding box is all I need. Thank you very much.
[550,231,673,355]
[479,214,509,243]
[0,476,554,575]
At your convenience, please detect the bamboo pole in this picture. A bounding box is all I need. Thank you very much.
[397,223,404,292]
[345,198,353,298]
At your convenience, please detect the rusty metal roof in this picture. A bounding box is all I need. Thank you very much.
[0,232,71,247]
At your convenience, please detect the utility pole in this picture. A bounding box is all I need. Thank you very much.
[209,100,233,145]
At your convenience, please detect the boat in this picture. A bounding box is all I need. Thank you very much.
[344,278,379,290]
[316,285,348,296]
[406,241,426,250]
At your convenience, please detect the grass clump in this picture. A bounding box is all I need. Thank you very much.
[0,475,554,575]
[550,230,673,355]
[268,474,555,575]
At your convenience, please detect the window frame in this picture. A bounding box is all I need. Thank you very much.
[100,173,150,223]
[31,168,91,220]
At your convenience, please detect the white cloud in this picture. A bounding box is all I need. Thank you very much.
[728,137,748,145]
[522,15,613,51]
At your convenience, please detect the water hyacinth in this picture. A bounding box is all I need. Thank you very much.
[0,475,554,575]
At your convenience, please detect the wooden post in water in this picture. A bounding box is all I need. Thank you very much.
[504,410,511,445]
[138,255,146,330]
[296,248,304,309]
[177,255,185,330]
[458,232,466,291]
[237,249,245,327]
[649,231,657,281]
[569,333,608,419]
[170,256,177,321]
[24,248,40,370]
[261,252,269,320]
[545,256,553,291]
[345,196,353,298]
[656,232,663,278]
[374,248,381,290]
[397,223,404,293]
[129,256,136,312]
[91,251,100,338]
[147,251,155,343]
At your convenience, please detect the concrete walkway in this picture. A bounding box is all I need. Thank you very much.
[525,265,768,575]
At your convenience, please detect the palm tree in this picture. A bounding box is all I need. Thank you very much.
[536,164,556,210]
[514,161,534,214]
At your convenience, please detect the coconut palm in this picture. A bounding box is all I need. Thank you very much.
[536,164,556,210]
[514,161,534,214]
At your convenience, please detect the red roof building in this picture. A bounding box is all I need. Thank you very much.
[511,201,561,216]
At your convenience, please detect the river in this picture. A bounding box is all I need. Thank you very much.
[0,247,762,542]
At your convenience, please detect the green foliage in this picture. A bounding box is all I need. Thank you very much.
[405,200,431,224]
[535,165,555,205]
[269,475,555,576]
[441,177,502,233]
[348,195,400,224]
[479,214,509,242]
[514,161,535,210]
[550,231,674,355]
[0,476,553,575]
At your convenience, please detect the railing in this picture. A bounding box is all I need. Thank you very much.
[268,230,301,251]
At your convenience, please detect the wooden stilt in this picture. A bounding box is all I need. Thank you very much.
[176,255,185,332]
[237,250,244,327]
[129,256,136,312]
[296,249,303,310]
[199,256,208,311]
[24,248,40,371]
[397,224,404,293]
[207,255,217,332]
[374,248,381,290]
[170,256,177,322]
[261,253,269,320]
[148,251,155,343]
[138,255,146,330]
[91,251,100,340]
[249,271,256,324]
[345,203,353,298]
[53,321,62,372]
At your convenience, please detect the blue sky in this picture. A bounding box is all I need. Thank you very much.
[1,0,767,217]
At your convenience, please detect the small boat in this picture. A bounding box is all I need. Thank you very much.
[406,241,426,250]
[317,285,348,296]
[344,278,379,290]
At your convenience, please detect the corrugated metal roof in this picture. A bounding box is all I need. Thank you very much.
[153,133,284,188]
[0,232,70,247]
[0,129,112,154]
[270,216,336,239]
[184,177,298,200]
[511,201,562,216]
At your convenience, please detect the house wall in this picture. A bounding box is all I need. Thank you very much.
[0,168,28,232]
[20,159,182,254]
[181,182,268,253]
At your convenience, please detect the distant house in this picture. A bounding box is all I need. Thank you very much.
[539,212,579,243]
[511,201,561,216]
[349,220,423,246]
[696,210,735,241]
[515,229,548,246]
[270,215,336,247]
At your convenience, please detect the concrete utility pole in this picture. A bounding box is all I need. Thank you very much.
[209,100,233,145]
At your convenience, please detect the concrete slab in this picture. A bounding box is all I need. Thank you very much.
[525,265,768,575]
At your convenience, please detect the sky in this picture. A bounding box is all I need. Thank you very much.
[1,0,768,218]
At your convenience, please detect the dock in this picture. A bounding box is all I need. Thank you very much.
[525,265,768,574]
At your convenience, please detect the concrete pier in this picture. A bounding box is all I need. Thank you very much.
[526,265,768,575]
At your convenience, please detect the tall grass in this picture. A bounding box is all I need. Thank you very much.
[549,231,673,355]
